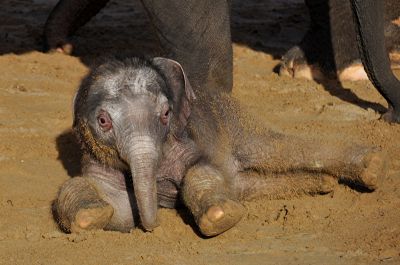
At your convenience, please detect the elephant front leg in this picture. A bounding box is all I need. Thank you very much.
[55,177,114,233]
[141,0,232,93]
[182,164,245,237]
[44,0,110,53]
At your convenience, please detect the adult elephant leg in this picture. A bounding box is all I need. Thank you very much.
[280,0,398,82]
[280,0,369,82]
[383,1,400,65]
[140,0,233,94]
[280,0,338,81]
[350,0,400,123]
[44,0,110,53]
[338,0,400,81]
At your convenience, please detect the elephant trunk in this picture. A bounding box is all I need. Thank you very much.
[121,135,160,231]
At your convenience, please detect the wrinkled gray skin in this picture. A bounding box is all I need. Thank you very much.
[55,57,386,236]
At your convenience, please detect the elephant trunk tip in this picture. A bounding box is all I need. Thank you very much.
[141,216,160,232]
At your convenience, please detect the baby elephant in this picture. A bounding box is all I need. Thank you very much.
[55,57,386,236]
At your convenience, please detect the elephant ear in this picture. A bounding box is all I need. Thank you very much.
[152,57,196,138]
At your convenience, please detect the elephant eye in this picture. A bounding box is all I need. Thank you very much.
[97,111,112,131]
[160,105,170,125]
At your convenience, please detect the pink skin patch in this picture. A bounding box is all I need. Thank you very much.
[338,64,369,82]
[280,62,369,82]
[55,43,73,55]
[389,52,400,68]
[160,104,170,125]
[98,110,112,131]
[279,63,327,81]
[392,17,400,26]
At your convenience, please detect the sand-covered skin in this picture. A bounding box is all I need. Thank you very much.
[1,1,399,264]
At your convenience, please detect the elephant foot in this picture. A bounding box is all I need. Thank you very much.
[280,48,368,82]
[280,58,385,82]
[319,175,337,193]
[280,47,400,82]
[279,46,327,81]
[389,51,400,69]
[359,150,387,190]
[279,62,325,81]
[381,106,400,123]
[337,63,369,81]
[197,199,245,237]
[338,59,400,81]
[70,203,114,233]
[48,42,74,55]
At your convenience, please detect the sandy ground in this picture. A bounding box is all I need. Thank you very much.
[1,0,400,264]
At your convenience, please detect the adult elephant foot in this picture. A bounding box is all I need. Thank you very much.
[337,63,369,81]
[339,56,400,81]
[381,106,400,123]
[389,50,400,69]
[47,41,74,55]
[279,46,365,81]
[280,46,400,82]
[279,46,326,81]
[43,0,110,55]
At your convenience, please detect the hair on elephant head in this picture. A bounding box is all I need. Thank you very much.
[72,57,195,231]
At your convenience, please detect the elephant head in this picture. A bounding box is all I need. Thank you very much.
[73,57,195,231]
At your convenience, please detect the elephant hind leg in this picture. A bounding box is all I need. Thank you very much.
[234,131,387,191]
[235,171,337,202]
[347,149,387,190]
